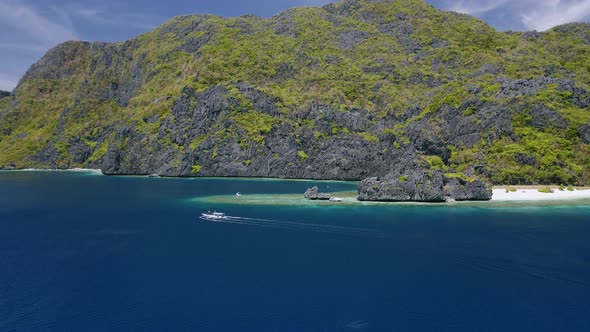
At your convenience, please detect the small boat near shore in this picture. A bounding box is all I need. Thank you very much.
[200,211,229,221]
[329,197,343,202]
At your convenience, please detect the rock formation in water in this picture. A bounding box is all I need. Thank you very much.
[1,0,590,201]
[357,170,492,202]
[304,186,333,200]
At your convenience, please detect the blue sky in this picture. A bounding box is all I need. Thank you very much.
[1,0,590,91]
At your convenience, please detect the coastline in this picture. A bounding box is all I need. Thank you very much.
[0,168,103,174]
[3,168,590,204]
[0,168,357,183]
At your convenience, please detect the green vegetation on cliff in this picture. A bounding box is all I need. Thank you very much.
[0,0,589,185]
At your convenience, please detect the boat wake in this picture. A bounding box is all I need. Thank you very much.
[200,214,383,238]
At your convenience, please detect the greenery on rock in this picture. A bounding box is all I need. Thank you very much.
[0,0,589,185]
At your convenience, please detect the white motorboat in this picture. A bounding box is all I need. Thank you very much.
[329,197,343,202]
[200,211,229,221]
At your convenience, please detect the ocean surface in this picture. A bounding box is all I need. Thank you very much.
[1,171,590,331]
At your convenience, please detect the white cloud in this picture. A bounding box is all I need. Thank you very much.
[450,0,509,15]
[0,1,163,90]
[0,0,79,44]
[0,0,81,91]
[436,0,590,30]
[521,0,590,31]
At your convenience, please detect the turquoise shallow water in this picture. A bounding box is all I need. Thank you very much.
[1,171,590,331]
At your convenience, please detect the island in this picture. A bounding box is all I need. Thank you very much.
[1,0,589,203]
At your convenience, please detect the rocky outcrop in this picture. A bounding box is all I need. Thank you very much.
[357,171,492,202]
[357,172,446,202]
[84,41,147,107]
[515,153,538,166]
[0,163,16,170]
[528,104,568,129]
[581,124,590,144]
[18,41,91,83]
[339,29,370,50]
[444,177,493,201]
[497,77,590,109]
[304,186,332,200]
[100,84,406,180]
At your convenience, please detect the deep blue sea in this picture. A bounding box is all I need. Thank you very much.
[1,171,590,331]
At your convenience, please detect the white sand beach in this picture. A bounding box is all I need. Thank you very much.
[492,188,590,201]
